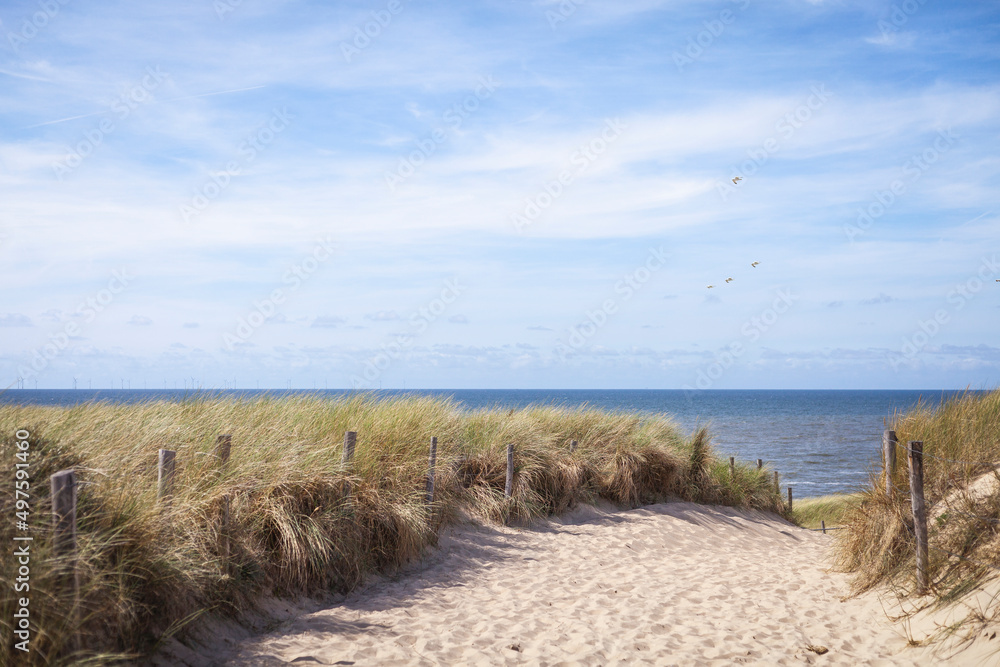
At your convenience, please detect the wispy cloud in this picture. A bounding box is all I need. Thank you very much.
[860,293,895,305]
[311,316,348,328]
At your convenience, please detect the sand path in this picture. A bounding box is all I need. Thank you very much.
[212,502,939,666]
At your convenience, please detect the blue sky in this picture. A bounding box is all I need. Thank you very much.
[1,0,998,390]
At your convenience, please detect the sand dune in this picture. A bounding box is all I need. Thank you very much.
[179,502,985,666]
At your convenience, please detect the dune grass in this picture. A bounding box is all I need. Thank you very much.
[791,493,862,530]
[834,389,1000,644]
[0,393,785,665]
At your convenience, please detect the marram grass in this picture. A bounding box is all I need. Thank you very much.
[1,393,784,665]
[791,493,862,530]
[834,389,1000,645]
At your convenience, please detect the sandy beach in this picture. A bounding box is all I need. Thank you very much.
[158,501,991,666]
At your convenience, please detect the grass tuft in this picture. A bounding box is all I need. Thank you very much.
[791,493,863,530]
[834,388,1000,652]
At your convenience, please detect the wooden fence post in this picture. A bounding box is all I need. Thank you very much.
[342,431,357,465]
[787,487,793,512]
[821,520,826,534]
[774,470,779,495]
[158,449,176,502]
[570,440,577,454]
[215,434,232,465]
[426,437,438,505]
[883,430,897,499]
[757,458,763,470]
[50,470,80,654]
[908,440,929,594]
[505,443,514,498]
[729,456,736,479]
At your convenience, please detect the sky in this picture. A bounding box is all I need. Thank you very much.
[1,0,998,391]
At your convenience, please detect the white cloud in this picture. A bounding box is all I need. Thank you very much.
[311,316,347,328]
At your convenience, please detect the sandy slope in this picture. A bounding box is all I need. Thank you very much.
[176,502,993,666]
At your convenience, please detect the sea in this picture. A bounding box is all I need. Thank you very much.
[1,388,979,498]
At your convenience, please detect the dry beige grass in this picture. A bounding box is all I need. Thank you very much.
[835,388,1000,651]
[0,393,784,665]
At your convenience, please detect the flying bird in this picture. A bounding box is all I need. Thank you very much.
[707,285,714,289]
[732,176,743,185]
[725,278,733,283]
[751,261,760,268]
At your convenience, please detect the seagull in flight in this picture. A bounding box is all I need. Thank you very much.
[707,285,714,289]
[725,278,733,283]
[751,261,760,268]
[732,176,743,185]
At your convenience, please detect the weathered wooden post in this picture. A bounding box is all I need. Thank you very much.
[757,458,763,470]
[774,470,780,495]
[908,440,929,594]
[342,431,356,465]
[821,520,826,534]
[570,440,578,454]
[342,431,357,500]
[505,443,514,498]
[787,487,793,512]
[883,430,897,499]
[158,449,176,502]
[51,470,80,653]
[729,456,736,480]
[426,436,438,505]
[215,433,232,465]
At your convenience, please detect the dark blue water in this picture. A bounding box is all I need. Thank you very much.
[1,389,977,497]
